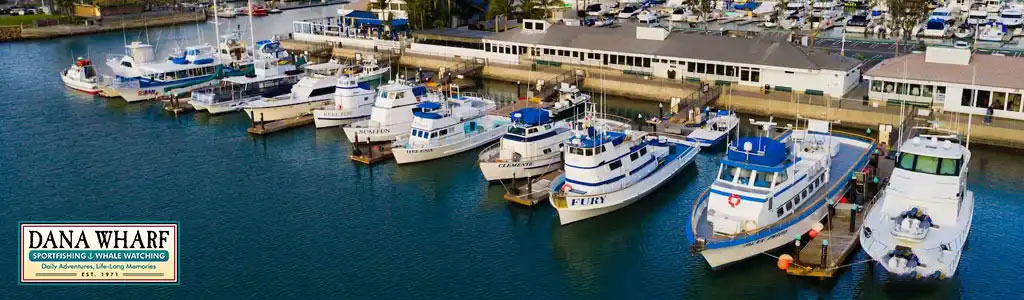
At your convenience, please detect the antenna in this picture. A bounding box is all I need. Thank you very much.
[248,0,257,62]
[213,0,221,63]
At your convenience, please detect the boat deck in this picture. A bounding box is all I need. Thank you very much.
[690,136,874,247]
[503,171,562,207]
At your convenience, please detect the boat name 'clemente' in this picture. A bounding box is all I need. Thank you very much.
[570,196,605,207]
[498,162,534,168]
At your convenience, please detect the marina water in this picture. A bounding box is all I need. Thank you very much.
[2,8,1023,299]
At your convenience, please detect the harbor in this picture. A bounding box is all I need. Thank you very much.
[3,0,1024,298]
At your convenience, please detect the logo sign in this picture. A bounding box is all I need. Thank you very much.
[19,222,178,284]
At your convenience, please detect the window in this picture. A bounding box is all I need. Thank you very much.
[786,201,793,211]
[430,132,438,138]
[536,23,544,30]
[585,148,594,156]
[899,153,917,170]
[643,57,651,68]
[777,206,784,217]
[871,80,883,92]
[626,56,634,66]
[720,166,738,182]
[309,86,336,97]
[572,51,579,58]
[705,64,715,74]
[697,63,705,74]
[639,147,647,156]
[440,129,448,135]
[939,158,959,175]
[525,22,533,30]
[923,85,934,97]
[962,89,975,106]
[774,172,789,185]
[750,70,760,82]
[738,169,753,185]
[726,66,735,77]
[754,172,773,188]
[630,152,639,161]
[896,83,906,95]
[910,84,921,96]
[976,90,991,108]
[716,64,725,75]
[993,92,1007,110]
[543,148,552,154]
[937,86,946,96]
[610,161,622,170]
[1009,93,1022,112]
[914,155,939,174]
[740,69,749,81]
[688,62,696,73]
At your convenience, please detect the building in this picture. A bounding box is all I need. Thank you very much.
[72,0,143,19]
[408,20,862,97]
[864,47,1024,121]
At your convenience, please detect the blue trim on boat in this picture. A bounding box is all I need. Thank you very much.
[317,115,370,120]
[773,174,807,197]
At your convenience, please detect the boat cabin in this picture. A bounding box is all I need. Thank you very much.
[500,108,569,161]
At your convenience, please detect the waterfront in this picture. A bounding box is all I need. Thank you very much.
[3,10,1024,299]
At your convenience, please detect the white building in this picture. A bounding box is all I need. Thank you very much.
[864,47,1024,121]
[412,20,862,97]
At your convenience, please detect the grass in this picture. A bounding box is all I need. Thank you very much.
[0,14,70,27]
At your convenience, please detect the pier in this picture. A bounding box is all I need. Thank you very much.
[350,141,393,164]
[503,171,562,207]
[247,114,314,135]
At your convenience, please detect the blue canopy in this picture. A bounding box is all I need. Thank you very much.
[413,111,442,119]
[411,86,428,96]
[344,10,377,19]
[391,19,408,27]
[727,137,787,167]
[358,82,372,90]
[417,102,441,110]
[510,108,550,126]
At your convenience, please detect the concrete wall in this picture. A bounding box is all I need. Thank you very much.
[0,26,21,41]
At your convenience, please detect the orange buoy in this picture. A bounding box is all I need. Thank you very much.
[808,229,819,239]
[777,254,793,270]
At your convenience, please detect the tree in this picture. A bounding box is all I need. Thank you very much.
[517,0,546,20]
[487,0,512,20]
[694,0,712,33]
[887,0,928,41]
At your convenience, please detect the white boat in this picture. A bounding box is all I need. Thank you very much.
[549,106,700,225]
[60,57,102,94]
[783,15,806,30]
[342,81,434,143]
[846,10,872,33]
[685,108,738,148]
[106,42,225,102]
[752,2,775,17]
[637,9,662,24]
[999,8,1023,28]
[929,7,958,23]
[217,6,237,18]
[586,3,615,16]
[391,94,510,164]
[190,59,300,114]
[978,21,1008,41]
[922,17,952,38]
[547,83,590,121]
[784,0,809,18]
[617,5,640,19]
[312,75,376,128]
[478,108,572,182]
[954,24,975,39]
[670,8,691,22]
[986,0,1004,19]
[590,16,615,27]
[241,62,341,122]
[860,127,974,279]
[688,119,875,268]
[341,59,391,83]
[967,4,989,25]
[811,0,841,20]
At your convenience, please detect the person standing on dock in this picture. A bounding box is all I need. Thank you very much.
[986,104,994,125]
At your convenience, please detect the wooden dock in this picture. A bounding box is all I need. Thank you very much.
[503,171,561,207]
[487,100,552,117]
[350,141,394,164]
[247,115,314,135]
[654,84,723,135]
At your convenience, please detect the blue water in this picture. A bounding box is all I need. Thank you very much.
[2,8,1024,299]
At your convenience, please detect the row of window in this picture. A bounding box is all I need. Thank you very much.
[610,146,649,171]
[568,144,606,156]
[719,166,788,188]
[871,80,947,98]
[898,153,961,176]
[773,173,826,217]
[154,66,216,82]
[961,88,1024,113]
[412,127,451,139]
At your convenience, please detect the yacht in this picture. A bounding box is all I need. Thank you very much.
[986,0,1004,19]
[967,3,989,25]
[586,3,615,16]
[637,9,662,24]
[390,93,510,164]
[106,42,224,102]
[478,108,573,181]
[343,81,434,143]
[241,62,341,122]
[60,57,101,94]
[217,6,237,18]
[549,105,700,225]
[753,2,775,17]
[811,0,842,21]
[860,127,974,279]
[312,75,376,128]
[190,58,300,114]
[954,23,975,39]
[978,21,1008,41]
[685,108,739,148]
[929,7,959,23]
[342,59,391,83]
[999,8,1023,28]
[670,8,691,22]
[785,0,809,18]
[688,119,875,268]
[922,17,952,37]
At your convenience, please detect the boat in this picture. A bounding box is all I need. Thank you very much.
[670,8,691,22]
[547,83,590,121]
[846,10,871,33]
[986,0,1004,19]
[342,59,391,83]
[978,21,1008,41]
[217,6,237,18]
[752,2,775,17]
[783,15,806,30]
[312,75,376,128]
[967,3,989,25]
[954,23,975,39]
[549,105,700,225]
[478,108,573,181]
[590,16,615,27]
[860,127,974,280]
[999,7,1023,28]
[685,108,739,148]
[637,9,662,24]
[617,5,640,19]
[190,56,300,114]
[241,4,268,16]
[269,8,282,14]
[60,57,102,94]
[241,62,342,122]
[342,80,434,143]
[928,6,958,24]
[106,42,224,102]
[390,92,510,164]
[586,3,615,16]
[811,0,841,20]
[784,0,809,18]
[687,118,875,268]
[921,17,951,38]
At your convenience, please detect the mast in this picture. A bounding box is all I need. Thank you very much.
[248,0,258,60]
[967,66,976,149]
[213,0,221,55]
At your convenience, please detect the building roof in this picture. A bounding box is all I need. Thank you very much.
[413,28,495,43]
[864,53,1024,90]
[485,24,861,71]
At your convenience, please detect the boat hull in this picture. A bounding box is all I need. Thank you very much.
[479,154,563,182]
[343,121,411,143]
[313,105,373,128]
[392,125,509,164]
[60,73,101,94]
[243,99,332,122]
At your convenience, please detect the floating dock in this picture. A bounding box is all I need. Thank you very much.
[350,141,393,164]
[503,171,561,207]
[247,115,314,135]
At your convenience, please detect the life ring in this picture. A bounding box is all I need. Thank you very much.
[728,194,741,207]
[561,183,573,192]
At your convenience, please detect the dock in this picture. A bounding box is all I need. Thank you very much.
[653,84,723,135]
[349,141,393,164]
[503,171,561,207]
[247,115,314,135]
[532,69,586,101]
[487,99,552,117]
[784,148,895,278]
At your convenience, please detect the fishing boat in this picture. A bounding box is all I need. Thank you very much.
[342,59,390,83]
[549,105,700,225]
[60,57,102,94]
[190,57,300,114]
[1000,7,1023,28]
[241,62,341,122]
[312,75,376,128]
[860,127,974,280]
[687,118,875,268]
[106,42,224,102]
[967,3,989,25]
[342,80,434,143]
[547,83,590,121]
[391,92,510,164]
[478,108,572,181]
[978,21,1008,41]
[685,108,739,148]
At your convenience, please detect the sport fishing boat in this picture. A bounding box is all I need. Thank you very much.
[685,108,739,148]
[342,59,391,83]
[342,80,433,143]
[548,107,700,225]
[312,75,376,128]
[860,127,973,280]
[391,93,510,164]
[106,42,225,102]
[687,118,875,268]
[60,57,102,94]
[478,108,572,181]
[978,21,1008,41]
[548,83,590,120]
[241,62,341,122]
[190,57,300,114]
